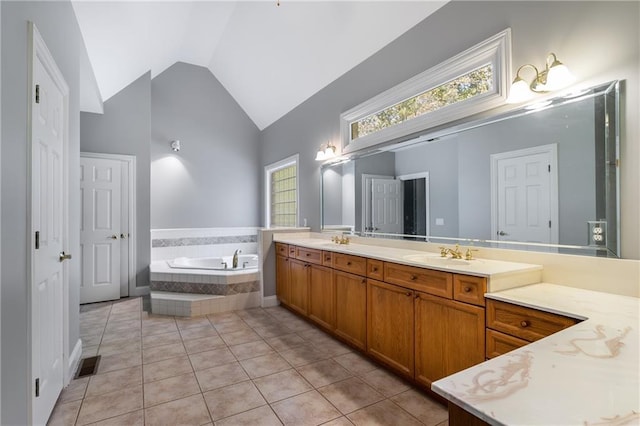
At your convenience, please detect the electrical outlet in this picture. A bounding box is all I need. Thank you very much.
[587,220,607,246]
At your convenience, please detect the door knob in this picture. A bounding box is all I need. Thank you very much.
[120,233,128,239]
[109,235,119,240]
[498,231,508,236]
[59,252,72,262]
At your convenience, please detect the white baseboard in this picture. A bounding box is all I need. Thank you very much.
[132,286,150,297]
[66,339,82,384]
[261,295,279,308]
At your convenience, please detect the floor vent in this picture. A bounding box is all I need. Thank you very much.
[75,355,101,378]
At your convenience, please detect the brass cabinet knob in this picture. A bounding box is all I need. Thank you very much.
[372,267,378,272]
[410,275,417,281]
[463,286,472,293]
[347,261,352,266]
[405,292,412,297]
[520,320,530,328]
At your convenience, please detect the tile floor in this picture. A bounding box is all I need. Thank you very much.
[49,297,449,426]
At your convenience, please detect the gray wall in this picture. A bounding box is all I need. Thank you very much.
[259,1,640,259]
[80,73,152,288]
[150,62,260,228]
[1,2,84,423]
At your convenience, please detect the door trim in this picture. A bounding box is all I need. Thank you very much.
[490,144,559,244]
[27,21,70,423]
[81,152,137,297]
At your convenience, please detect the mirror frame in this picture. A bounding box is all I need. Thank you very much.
[321,80,621,257]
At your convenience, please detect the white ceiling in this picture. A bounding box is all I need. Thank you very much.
[72,1,447,130]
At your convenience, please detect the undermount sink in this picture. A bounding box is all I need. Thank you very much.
[402,254,474,266]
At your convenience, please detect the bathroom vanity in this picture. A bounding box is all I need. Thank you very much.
[271,234,639,425]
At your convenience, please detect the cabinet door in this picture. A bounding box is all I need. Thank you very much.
[309,264,335,330]
[415,293,485,387]
[289,259,309,316]
[334,270,367,350]
[276,255,291,305]
[367,279,414,377]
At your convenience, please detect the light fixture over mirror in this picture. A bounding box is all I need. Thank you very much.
[506,53,575,103]
[315,142,337,161]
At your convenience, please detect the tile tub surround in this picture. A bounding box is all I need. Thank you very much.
[432,284,640,425]
[50,297,449,426]
[151,227,259,262]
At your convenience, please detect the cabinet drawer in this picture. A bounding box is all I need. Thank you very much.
[322,251,333,267]
[275,243,289,257]
[384,262,453,298]
[295,247,322,265]
[486,329,528,358]
[333,253,367,276]
[367,259,384,281]
[453,275,486,307]
[288,245,297,257]
[486,299,579,342]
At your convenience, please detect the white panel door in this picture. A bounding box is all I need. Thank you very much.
[80,157,121,304]
[31,43,65,426]
[371,178,403,234]
[496,152,551,243]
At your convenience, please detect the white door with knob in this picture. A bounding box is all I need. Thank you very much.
[80,157,122,303]
[371,178,403,234]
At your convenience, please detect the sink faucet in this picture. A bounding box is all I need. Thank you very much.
[232,249,242,268]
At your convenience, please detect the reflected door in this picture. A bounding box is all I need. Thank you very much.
[493,145,557,243]
[371,178,402,234]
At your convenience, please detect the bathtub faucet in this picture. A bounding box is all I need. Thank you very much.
[232,249,242,268]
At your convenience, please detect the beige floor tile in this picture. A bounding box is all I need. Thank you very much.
[252,324,293,339]
[279,343,330,367]
[183,335,226,354]
[86,366,142,397]
[203,381,266,420]
[296,359,352,388]
[253,369,312,403]
[97,351,142,374]
[47,399,81,426]
[390,389,448,425]
[142,342,186,364]
[100,329,142,345]
[82,346,99,357]
[228,340,274,361]
[195,362,250,392]
[189,347,237,371]
[176,316,214,330]
[213,320,251,334]
[265,333,307,352]
[207,311,241,325]
[332,353,378,376]
[98,339,141,356]
[144,355,194,383]
[318,377,384,415]
[143,372,201,407]
[84,409,144,426]
[320,417,354,426]
[180,325,219,341]
[145,394,212,426]
[347,399,422,426]
[283,318,316,333]
[104,319,141,333]
[297,328,330,343]
[313,339,352,357]
[271,390,341,426]
[213,405,282,426]
[239,352,291,379]
[219,328,262,346]
[436,421,449,426]
[141,322,179,337]
[82,334,103,348]
[359,368,410,397]
[142,330,182,348]
[141,314,176,326]
[106,310,141,322]
[58,377,89,403]
[76,386,143,425]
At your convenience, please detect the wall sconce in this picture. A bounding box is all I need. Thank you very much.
[506,53,575,104]
[315,142,337,161]
[170,140,181,152]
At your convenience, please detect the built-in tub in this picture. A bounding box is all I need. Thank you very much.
[167,254,259,270]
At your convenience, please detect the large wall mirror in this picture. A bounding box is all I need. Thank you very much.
[321,81,620,257]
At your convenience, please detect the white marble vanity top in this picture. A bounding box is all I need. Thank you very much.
[432,283,640,425]
[273,235,543,290]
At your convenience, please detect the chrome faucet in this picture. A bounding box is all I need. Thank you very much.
[232,249,242,268]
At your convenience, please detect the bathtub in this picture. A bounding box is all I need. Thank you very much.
[167,254,259,270]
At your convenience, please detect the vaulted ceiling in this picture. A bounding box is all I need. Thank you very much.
[72,1,447,130]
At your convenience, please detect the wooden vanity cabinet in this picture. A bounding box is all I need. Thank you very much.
[486,329,528,359]
[308,264,335,330]
[415,292,485,387]
[334,270,367,350]
[366,279,415,377]
[275,253,291,305]
[288,259,309,315]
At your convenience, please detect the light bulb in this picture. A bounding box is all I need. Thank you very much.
[315,149,326,161]
[506,78,534,104]
[545,63,575,91]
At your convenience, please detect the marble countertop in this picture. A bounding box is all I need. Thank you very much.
[432,283,640,425]
[273,235,542,289]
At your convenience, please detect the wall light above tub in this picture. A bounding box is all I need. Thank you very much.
[170,140,181,152]
[506,53,575,104]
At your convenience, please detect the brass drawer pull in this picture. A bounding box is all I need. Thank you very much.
[520,320,530,328]
[463,286,472,293]
[347,261,352,265]
[410,275,417,281]
[372,267,378,272]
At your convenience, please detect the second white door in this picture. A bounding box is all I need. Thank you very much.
[80,157,122,304]
[371,178,403,234]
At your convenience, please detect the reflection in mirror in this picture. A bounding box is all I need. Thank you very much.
[321,81,620,257]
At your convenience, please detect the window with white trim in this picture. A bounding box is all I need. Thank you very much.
[341,29,511,154]
[265,154,299,227]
